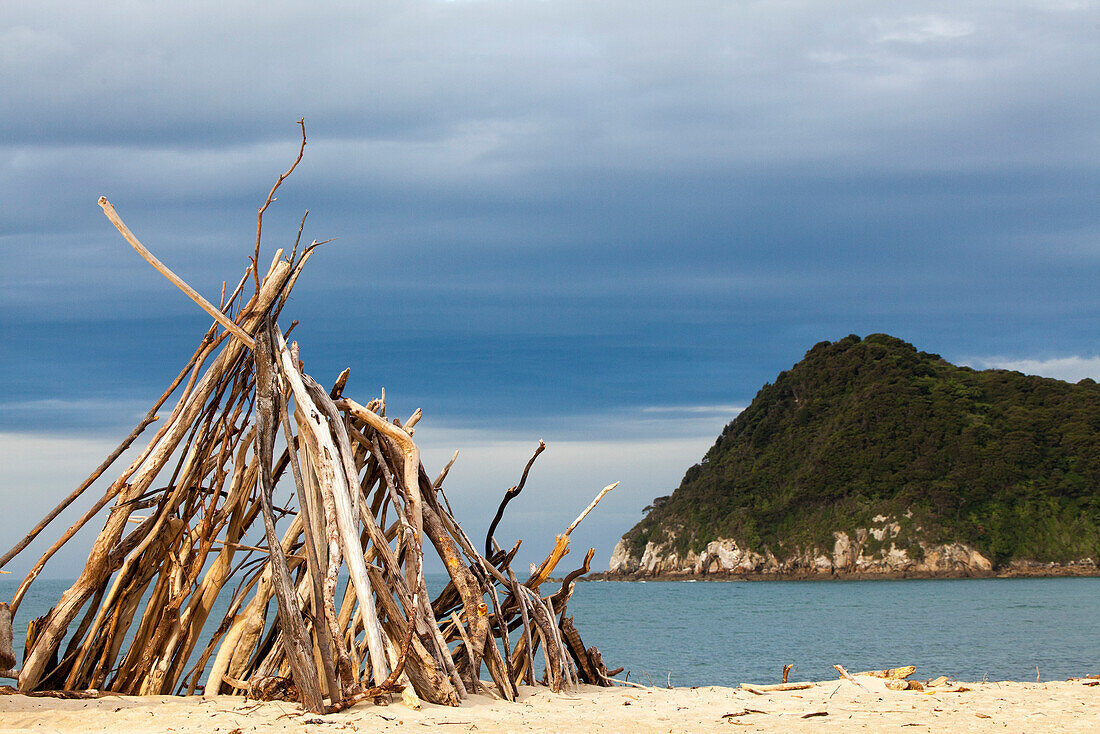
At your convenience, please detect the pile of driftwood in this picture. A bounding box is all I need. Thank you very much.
[0,139,619,712]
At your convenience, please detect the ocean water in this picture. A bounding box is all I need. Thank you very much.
[3,576,1096,688]
[567,577,1100,686]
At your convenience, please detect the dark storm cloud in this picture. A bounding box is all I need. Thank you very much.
[2,2,1100,567]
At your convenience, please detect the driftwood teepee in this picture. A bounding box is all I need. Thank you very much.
[0,130,619,712]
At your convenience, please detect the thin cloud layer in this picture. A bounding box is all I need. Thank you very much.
[964,356,1100,383]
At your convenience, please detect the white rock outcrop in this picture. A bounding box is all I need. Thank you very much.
[609,514,996,577]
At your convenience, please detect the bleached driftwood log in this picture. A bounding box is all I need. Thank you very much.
[856,665,916,680]
[741,682,816,694]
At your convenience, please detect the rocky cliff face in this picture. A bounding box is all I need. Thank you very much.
[605,514,1052,578]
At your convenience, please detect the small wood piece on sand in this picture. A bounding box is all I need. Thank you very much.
[834,664,869,691]
[740,682,815,694]
[856,665,916,680]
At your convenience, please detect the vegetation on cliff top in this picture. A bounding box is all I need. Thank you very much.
[623,334,1100,566]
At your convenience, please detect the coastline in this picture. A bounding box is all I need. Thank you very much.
[3,678,1097,733]
[587,561,1100,582]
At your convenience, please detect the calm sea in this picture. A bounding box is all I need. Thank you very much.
[3,576,1097,687]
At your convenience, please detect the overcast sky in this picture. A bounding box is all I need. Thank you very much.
[2,1,1099,576]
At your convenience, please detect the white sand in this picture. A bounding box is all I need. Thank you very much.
[2,677,1097,733]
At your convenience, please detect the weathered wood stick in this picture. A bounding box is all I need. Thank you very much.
[289,399,356,692]
[740,682,815,693]
[448,612,478,691]
[834,664,869,691]
[135,507,226,695]
[163,435,262,688]
[560,616,598,685]
[367,439,485,692]
[485,440,545,558]
[98,197,256,350]
[245,568,315,687]
[202,515,303,695]
[90,521,187,690]
[507,569,536,686]
[218,565,305,693]
[276,390,340,701]
[304,405,398,694]
[0,602,14,672]
[422,500,488,690]
[171,506,266,691]
[550,602,577,690]
[345,431,460,700]
[414,473,518,688]
[138,474,236,690]
[402,408,422,432]
[521,587,565,693]
[476,570,516,701]
[253,118,306,294]
[549,548,594,611]
[180,540,268,694]
[481,628,517,701]
[433,451,459,490]
[366,566,459,706]
[273,247,315,321]
[253,321,324,713]
[527,482,619,589]
[566,481,619,536]
[375,471,467,701]
[336,398,424,549]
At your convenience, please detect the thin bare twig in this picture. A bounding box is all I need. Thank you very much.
[289,210,309,265]
[253,118,307,292]
[486,440,545,557]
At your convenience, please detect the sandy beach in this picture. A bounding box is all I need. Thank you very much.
[2,677,1096,733]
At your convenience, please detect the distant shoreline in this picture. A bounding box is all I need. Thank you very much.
[585,563,1100,582]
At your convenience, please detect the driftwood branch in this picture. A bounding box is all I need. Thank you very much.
[528,482,619,589]
[834,664,869,691]
[741,681,815,694]
[253,118,307,293]
[485,440,545,558]
[99,198,256,350]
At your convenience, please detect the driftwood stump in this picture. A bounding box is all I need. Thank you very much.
[0,602,14,672]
